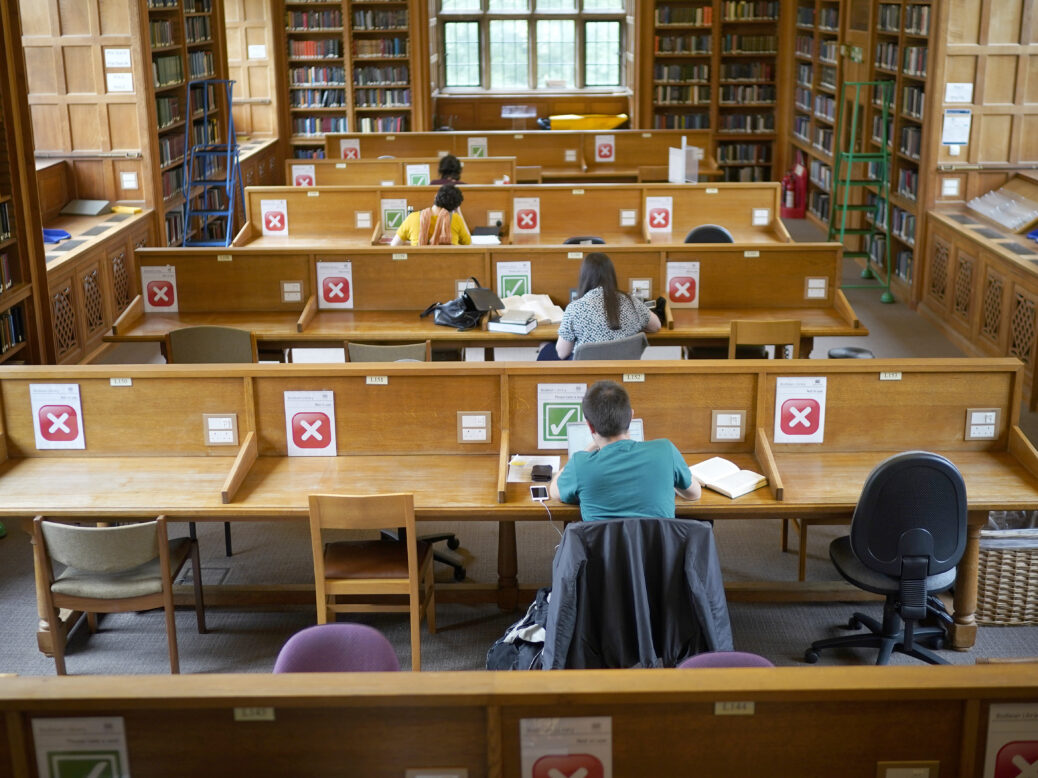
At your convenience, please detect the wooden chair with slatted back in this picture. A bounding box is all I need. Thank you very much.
[307,493,435,671]
[727,320,801,359]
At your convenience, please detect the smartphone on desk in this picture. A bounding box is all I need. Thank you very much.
[530,485,549,501]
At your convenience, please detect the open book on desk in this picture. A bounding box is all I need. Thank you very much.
[689,456,767,499]
[500,293,564,324]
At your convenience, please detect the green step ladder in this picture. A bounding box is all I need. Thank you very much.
[827,80,895,304]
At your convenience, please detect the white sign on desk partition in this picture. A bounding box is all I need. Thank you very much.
[467,137,488,158]
[405,164,430,186]
[32,716,129,778]
[773,377,827,444]
[260,199,288,237]
[284,390,337,457]
[520,716,612,778]
[290,164,315,187]
[537,383,587,450]
[316,261,353,309]
[30,383,85,450]
[339,138,360,159]
[513,197,540,235]
[141,264,178,312]
[982,703,1038,778]
[665,261,699,309]
[645,195,673,234]
[381,198,408,234]
[595,134,616,163]
[496,260,531,298]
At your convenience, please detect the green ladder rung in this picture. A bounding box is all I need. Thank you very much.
[841,251,871,258]
[836,153,889,162]
[833,179,877,187]
[833,228,882,236]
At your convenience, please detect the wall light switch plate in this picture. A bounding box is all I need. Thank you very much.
[965,407,1000,440]
[630,278,652,299]
[203,414,238,446]
[355,211,372,229]
[281,280,303,303]
[457,411,491,443]
[751,208,770,226]
[619,209,638,226]
[565,149,577,162]
[487,210,504,225]
[804,277,828,300]
[711,410,745,442]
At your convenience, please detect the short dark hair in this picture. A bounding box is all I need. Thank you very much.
[438,154,462,180]
[434,184,464,211]
[582,380,631,438]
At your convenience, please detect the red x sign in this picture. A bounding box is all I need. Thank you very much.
[294,174,313,187]
[532,754,604,778]
[264,211,286,232]
[291,412,331,449]
[38,404,79,442]
[147,280,175,307]
[322,276,350,303]
[668,276,696,302]
[517,209,538,229]
[779,399,821,436]
[648,207,671,229]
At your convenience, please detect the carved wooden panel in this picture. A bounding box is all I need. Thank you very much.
[51,284,78,358]
[980,268,1005,346]
[80,266,105,337]
[929,237,949,305]
[1009,288,1038,367]
[952,250,974,322]
[110,249,131,312]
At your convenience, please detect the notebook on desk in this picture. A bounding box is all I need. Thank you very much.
[566,418,644,457]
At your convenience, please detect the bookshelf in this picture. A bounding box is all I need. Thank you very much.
[643,1,787,182]
[278,0,427,159]
[0,0,50,363]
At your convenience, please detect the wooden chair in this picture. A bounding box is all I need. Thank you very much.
[727,320,801,359]
[307,493,435,671]
[345,341,431,362]
[33,516,206,675]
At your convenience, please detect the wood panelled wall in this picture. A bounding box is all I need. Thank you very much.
[224,0,280,138]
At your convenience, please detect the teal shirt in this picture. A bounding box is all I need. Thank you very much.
[556,438,692,521]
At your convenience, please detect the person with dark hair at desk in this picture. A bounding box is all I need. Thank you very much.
[538,252,661,360]
[431,154,463,185]
[391,184,471,246]
[549,381,701,520]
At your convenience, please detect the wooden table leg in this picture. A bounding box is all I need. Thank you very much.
[949,514,983,650]
[496,520,518,611]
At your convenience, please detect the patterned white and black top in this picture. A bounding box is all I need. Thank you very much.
[557,287,651,348]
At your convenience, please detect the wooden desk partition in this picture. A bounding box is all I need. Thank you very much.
[0,359,1035,650]
[233,183,786,248]
[113,243,863,351]
[2,667,1036,777]
[284,156,518,187]
[322,128,718,182]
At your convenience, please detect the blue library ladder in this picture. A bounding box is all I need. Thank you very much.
[828,80,896,304]
[181,79,243,247]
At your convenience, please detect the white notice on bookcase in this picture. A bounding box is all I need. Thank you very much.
[30,383,85,450]
[774,376,827,444]
[284,390,337,457]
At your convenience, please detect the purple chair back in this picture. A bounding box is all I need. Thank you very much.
[274,624,400,672]
[678,651,774,669]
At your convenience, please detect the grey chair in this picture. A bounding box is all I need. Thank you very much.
[684,224,734,243]
[33,516,206,675]
[563,236,605,245]
[573,332,648,360]
[805,451,967,665]
[167,325,257,556]
[345,341,431,362]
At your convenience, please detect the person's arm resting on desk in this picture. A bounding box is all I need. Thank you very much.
[672,442,702,502]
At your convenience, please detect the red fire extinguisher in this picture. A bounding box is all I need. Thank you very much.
[782,172,796,209]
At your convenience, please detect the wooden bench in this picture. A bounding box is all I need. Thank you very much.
[285,156,518,187]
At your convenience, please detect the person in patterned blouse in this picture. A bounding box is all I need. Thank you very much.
[539,252,661,361]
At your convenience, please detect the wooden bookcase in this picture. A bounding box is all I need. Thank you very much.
[276,0,429,159]
[0,0,50,363]
[641,1,788,182]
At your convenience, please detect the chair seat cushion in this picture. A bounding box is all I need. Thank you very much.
[51,537,191,599]
[324,540,431,579]
[829,536,957,595]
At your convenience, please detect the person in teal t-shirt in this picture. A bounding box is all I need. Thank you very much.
[550,380,701,521]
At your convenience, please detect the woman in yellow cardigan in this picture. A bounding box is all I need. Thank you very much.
[391,184,471,246]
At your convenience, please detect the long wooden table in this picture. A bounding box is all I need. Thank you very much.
[285,156,518,187]
[2,666,1036,777]
[232,182,789,247]
[108,243,864,354]
[1,359,1036,654]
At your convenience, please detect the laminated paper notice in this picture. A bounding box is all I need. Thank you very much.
[405,164,430,186]
[316,261,354,309]
[339,138,360,159]
[520,716,612,778]
[33,716,130,778]
[514,197,540,235]
[645,195,673,234]
[773,376,827,444]
[141,265,178,312]
[30,383,85,450]
[260,199,288,237]
[284,390,337,457]
[537,383,587,450]
[497,261,532,298]
[467,137,488,158]
[665,261,700,309]
[291,164,315,187]
[982,703,1038,778]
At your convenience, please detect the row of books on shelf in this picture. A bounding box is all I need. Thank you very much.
[900,125,921,158]
[153,55,184,88]
[0,202,11,241]
[189,83,217,111]
[158,133,186,167]
[290,67,346,86]
[355,88,411,107]
[351,9,407,30]
[818,7,838,29]
[796,63,812,86]
[809,159,831,192]
[793,114,809,140]
[718,113,774,133]
[813,126,833,155]
[293,117,349,135]
[654,63,708,82]
[148,0,178,7]
[897,168,919,201]
[722,165,769,182]
[354,38,408,58]
[813,94,834,122]
[161,167,185,200]
[903,85,925,118]
[893,206,916,244]
[721,61,773,80]
[185,0,212,11]
[358,115,408,133]
[164,211,184,246]
[655,85,710,104]
[0,304,26,355]
[819,65,836,90]
[795,35,812,58]
[191,117,219,145]
[185,15,211,43]
[903,46,927,78]
[654,4,712,26]
[795,6,813,26]
[721,35,777,54]
[654,34,711,54]
[875,41,899,71]
[651,113,710,129]
[355,65,410,85]
[794,86,810,111]
[808,190,830,222]
[876,3,901,32]
[187,50,214,79]
[719,1,778,21]
[286,10,342,30]
[293,148,327,159]
[150,20,175,48]
[289,39,343,59]
[818,40,837,63]
[881,3,930,34]
[864,237,915,285]
[720,83,774,102]
[291,89,346,108]
[0,252,14,289]
[872,114,893,145]
[718,141,771,163]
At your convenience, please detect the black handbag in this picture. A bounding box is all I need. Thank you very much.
[420,277,502,332]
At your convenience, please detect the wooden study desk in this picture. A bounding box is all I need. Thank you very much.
[232,182,788,248]
[321,127,720,182]
[110,243,865,354]
[3,666,1037,776]
[1,359,1035,655]
[285,156,518,187]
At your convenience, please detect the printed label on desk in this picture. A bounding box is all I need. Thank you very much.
[381,198,408,234]
[406,163,431,186]
[291,164,315,187]
[284,391,337,457]
[774,377,827,444]
[31,384,85,450]
[260,199,288,236]
[467,137,488,158]
[537,384,587,450]
[645,196,673,233]
[497,260,532,298]
[595,134,616,163]
[514,197,540,234]
[339,138,360,159]
[32,716,129,778]
[665,261,700,309]
[316,261,354,309]
[520,716,611,778]
[141,265,178,312]
[983,704,1038,778]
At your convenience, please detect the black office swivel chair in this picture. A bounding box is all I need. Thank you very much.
[684,224,734,243]
[804,451,967,665]
[563,236,606,245]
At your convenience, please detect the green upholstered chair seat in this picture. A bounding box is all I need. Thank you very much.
[51,537,191,599]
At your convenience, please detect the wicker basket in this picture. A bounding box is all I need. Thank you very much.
[976,536,1038,625]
